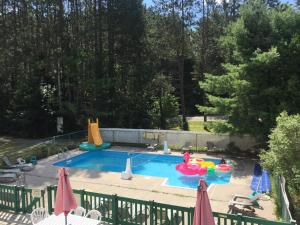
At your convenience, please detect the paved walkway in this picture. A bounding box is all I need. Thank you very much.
[0,147,276,224]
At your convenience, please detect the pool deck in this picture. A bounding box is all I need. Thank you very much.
[5,146,276,223]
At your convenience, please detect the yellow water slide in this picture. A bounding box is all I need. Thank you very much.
[88,118,103,146]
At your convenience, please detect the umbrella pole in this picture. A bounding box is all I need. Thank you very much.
[65,215,67,225]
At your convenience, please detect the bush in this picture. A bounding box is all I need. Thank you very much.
[260,112,300,221]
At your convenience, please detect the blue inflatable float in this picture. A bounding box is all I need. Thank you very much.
[251,163,271,193]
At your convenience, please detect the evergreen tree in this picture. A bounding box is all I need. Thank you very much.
[199,0,300,139]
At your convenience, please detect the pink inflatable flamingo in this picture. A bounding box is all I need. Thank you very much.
[176,152,207,176]
[183,152,190,163]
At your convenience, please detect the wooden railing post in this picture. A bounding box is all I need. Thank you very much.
[20,185,26,214]
[41,190,45,208]
[47,186,53,213]
[236,213,243,225]
[149,200,155,225]
[13,185,20,213]
[80,189,85,208]
[112,194,118,225]
[190,207,194,225]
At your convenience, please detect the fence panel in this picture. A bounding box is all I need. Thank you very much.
[0,185,19,212]
[46,185,294,225]
[0,185,45,213]
[77,190,114,223]
[117,196,152,225]
[47,186,115,223]
[20,187,45,213]
[152,201,194,225]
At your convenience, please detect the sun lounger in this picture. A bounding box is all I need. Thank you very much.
[228,193,262,213]
[0,168,21,176]
[144,132,159,151]
[3,156,34,171]
[0,173,17,183]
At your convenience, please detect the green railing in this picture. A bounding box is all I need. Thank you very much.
[47,185,294,225]
[0,184,295,225]
[0,184,45,213]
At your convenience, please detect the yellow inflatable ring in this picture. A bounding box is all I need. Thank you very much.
[198,161,216,169]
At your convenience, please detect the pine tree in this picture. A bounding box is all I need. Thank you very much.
[199,0,300,139]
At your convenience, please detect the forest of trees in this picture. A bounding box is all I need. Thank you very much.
[0,0,299,137]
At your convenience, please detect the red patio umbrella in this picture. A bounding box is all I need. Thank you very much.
[54,168,77,225]
[193,179,215,225]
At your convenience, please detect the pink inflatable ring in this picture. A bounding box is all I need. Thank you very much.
[176,163,207,176]
[216,164,233,172]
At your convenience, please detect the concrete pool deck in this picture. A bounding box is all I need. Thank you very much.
[21,147,276,221]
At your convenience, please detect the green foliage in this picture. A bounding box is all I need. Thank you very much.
[260,112,300,221]
[260,112,300,192]
[199,1,300,139]
[148,74,180,129]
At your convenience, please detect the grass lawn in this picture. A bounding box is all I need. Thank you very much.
[0,137,42,164]
[170,120,211,132]
[188,120,209,132]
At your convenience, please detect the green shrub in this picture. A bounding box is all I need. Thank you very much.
[260,112,300,221]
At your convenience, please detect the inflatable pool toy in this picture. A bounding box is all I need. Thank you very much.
[79,142,111,151]
[177,152,207,175]
[176,163,207,176]
[198,161,216,169]
[207,167,215,173]
[183,152,190,163]
[227,159,237,167]
[216,164,233,172]
[189,158,204,164]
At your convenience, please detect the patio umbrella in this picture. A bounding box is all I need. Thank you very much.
[54,168,77,225]
[193,179,215,225]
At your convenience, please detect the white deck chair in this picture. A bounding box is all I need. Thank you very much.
[86,209,102,221]
[3,156,34,171]
[70,206,86,217]
[30,208,49,224]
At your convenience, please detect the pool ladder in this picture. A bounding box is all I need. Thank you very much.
[57,147,70,160]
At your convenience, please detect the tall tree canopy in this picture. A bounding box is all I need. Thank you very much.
[199,0,300,139]
[0,0,299,137]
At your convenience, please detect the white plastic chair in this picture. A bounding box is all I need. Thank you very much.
[85,209,102,221]
[30,208,49,224]
[70,206,86,217]
[17,158,26,164]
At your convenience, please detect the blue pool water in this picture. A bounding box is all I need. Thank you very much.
[53,150,232,189]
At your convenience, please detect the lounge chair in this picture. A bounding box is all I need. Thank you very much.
[3,156,34,171]
[181,141,193,153]
[145,132,159,151]
[0,168,21,176]
[228,193,262,213]
[0,173,17,183]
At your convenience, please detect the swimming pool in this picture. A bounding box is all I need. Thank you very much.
[53,150,232,189]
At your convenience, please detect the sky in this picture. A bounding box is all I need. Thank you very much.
[143,0,296,7]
